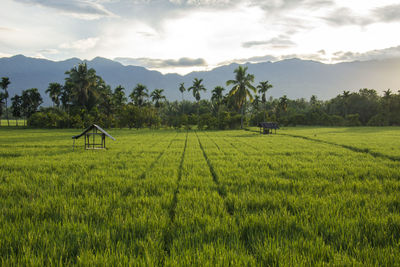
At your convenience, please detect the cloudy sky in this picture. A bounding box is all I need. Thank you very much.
[1,0,400,74]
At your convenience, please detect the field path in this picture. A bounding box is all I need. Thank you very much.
[280,132,400,162]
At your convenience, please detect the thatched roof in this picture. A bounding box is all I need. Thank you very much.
[72,124,116,140]
[257,122,279,129]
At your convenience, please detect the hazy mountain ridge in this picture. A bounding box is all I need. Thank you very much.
[1,55,399,106]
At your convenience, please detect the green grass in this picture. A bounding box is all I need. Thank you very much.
[1,127,400,265]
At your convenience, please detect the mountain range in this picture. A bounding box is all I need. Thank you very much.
[1,55,399,106]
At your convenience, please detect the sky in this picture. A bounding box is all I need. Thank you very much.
[1,0,400,74]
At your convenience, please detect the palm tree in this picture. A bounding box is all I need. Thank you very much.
[112,85,127,108]
[150,89,166,108]
[179,83,186,114]
[279,95,288,112]
[252,95,260,111]
[113,85,127,104]
[65,63,99,110]
[257,81,273,121]
[45,82,62,107]
[130,84,149,107]
[188,78,206,120]
[383,89,392,98]
[11,95,22,126]
[342,90,351,117]
[382,89,392,115]
[1,77,11,126]
[0,92,5,127]
[226,66,256,129]
[211,86,225,114]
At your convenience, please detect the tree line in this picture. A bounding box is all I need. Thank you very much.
[1,63,400,129]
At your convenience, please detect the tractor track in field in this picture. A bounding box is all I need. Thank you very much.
[196,132,271,260]
[202,131,228,156]
[168,131,188,222]
[235,137,259,151]
[162,131,188,258]
[138,133,178,179]
[227,140,250,156]
[280,133,400,162]
[195,131,233,215]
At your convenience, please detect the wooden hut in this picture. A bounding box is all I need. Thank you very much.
[258,122,279,134]
[72,124,115,150]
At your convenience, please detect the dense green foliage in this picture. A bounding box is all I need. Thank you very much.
[1,127,400,265]
[1,64,400,129]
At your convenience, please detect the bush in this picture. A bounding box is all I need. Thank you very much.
[198,113,218,130]
[71,114,84,128]
[367,113,389,126]
[330,115,345,126]
[288,114,306,126]
[28,108,70,128]
[228,113,242,129]
[345,113,362,126]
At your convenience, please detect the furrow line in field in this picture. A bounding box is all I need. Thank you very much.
[169,131,188,222]
[138,133,178,179]
[235,137,259,151]
[228,140,249,156]
[195,132,233,215]
[202,131,228,156]
[197,132,270,260]
[162,131,188,258]
[281,133,400,162]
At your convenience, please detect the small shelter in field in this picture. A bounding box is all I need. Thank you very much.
[258,122,279,135]
[72,124,115,150]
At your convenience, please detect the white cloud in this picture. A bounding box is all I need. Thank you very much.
[60,37,100,51]
[332,45,400,62]
[14,0,115,20]
[0,52,13,57]
[242,36,296,49]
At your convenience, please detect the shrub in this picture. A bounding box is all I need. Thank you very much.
[345,113,362,126]
[367,113,389,126]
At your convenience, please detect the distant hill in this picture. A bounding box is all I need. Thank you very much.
[1,55,399,106]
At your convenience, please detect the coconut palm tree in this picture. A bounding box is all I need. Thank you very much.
[257,81,273,121]
[112,85,127,108]
[11,94,22,126]
[65,63,99,110]
[150,89,166,108]
[252,95,260,111]
[179,83,186,114]
[342,90,351,117]
[279,95,288,112]
[45,82,62,107]
[0,92,4,126]
[382,89,392,115]
[211,86,225,114]
[226,66,256,129]
[383,89,392,98]
[1,77,11,126]
[130,84,149,107]
[188,78,206,120]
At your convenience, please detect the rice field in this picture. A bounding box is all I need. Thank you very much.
[0,127,399,265]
